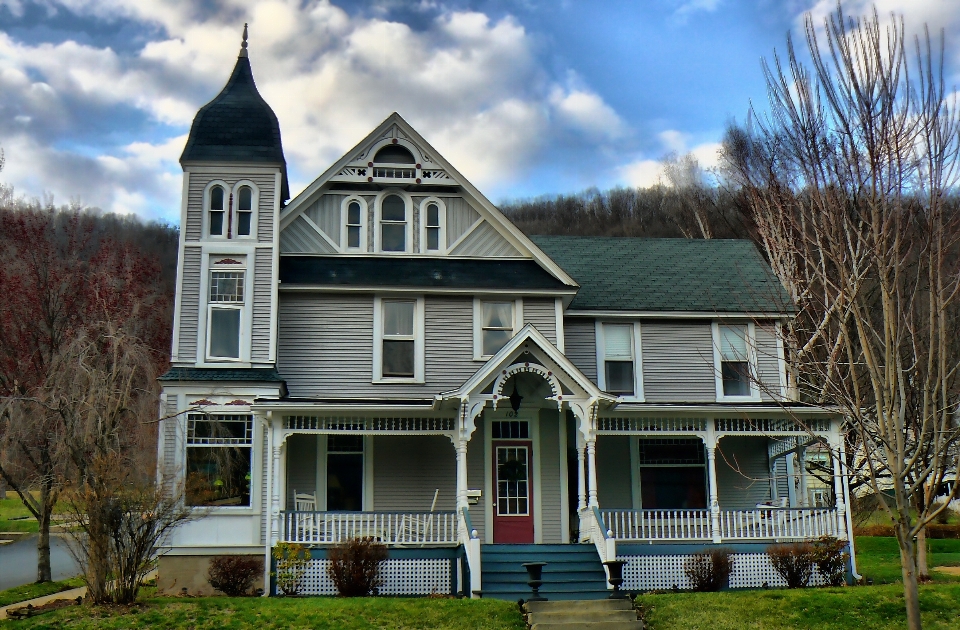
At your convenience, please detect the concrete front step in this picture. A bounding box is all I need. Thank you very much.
[523,599,642,630]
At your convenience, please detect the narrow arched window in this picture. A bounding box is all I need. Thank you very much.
[425,202,441,251]
[236,186,253,236]
[346,200,363,249]
[380,195,407,252]
[209,185,225,236]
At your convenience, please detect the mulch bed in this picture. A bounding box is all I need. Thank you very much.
[6,596,83,620]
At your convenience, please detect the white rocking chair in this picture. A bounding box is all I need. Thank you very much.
[396,489,439,546]
[292,490,318,542]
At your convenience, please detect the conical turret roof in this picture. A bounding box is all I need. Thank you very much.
[180,39,289,201]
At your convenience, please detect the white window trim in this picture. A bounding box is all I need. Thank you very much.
[418,196,447,254]
[373,295,425,383]
[315,435,373,511]
[473,297,523,361]
[595,321,644,401]
[201,255,252,364]
[203,180,230,239]
[184,412,259,514]
[340,195,368,253]
[712,321,762,402]
[374,190,413,254]
[231,180,259,240]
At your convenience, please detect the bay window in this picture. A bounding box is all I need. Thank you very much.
[185,414,253,507]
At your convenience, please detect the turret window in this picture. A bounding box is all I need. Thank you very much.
[209,185,225,236]
[236,186,253,236]
[207,266,245,361]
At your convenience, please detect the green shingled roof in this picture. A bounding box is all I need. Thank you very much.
[159,367,285,383]
[530,236,793,313]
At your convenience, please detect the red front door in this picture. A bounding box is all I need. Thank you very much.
[493,441,534,543]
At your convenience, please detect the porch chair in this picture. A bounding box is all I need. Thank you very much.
[395,489,439,547]
[293,490,319,542]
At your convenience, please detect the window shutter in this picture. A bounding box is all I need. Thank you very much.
[604,324,633,359]
[720,325,748,361]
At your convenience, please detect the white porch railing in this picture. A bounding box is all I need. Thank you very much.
[719,508,839,540]
[281,511,458,545]
[600,508,839,542]
[602,509,712,541]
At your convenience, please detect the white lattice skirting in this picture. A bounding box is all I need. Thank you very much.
[619,553,827,591]
[296,558,453,596]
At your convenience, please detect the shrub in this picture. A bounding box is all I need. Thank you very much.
[207,555,264,596]
[811,537,848,587]
[683,548,734,592]
[327,537,388,597]
[767,542,815,588]
[272,542,310,596]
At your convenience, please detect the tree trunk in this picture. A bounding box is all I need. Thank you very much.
[899,534,923,630]
[917,526,929,579]
[37,503,52,583]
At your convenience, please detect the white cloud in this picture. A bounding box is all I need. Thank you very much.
[618,159,663,188]
[617,131,721,189]
[0,0,632,215]
[674,0,722,21]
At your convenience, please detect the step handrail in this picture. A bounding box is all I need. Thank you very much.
[459,506,481,598]
[590,506,616,588]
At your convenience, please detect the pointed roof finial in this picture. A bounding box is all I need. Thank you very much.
[239,23,248,57]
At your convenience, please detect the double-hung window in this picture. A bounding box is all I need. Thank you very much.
[185,414,253,507]
[422,200,444,253]
[478,301,515,358]
[236,185,253,236]
[345,199,364,250]
[208,269,244,360]
[208,185,225,236]
[379,194,407,252]
[717,323,754,398]
[378,298,420,379]
[601,323,636,396]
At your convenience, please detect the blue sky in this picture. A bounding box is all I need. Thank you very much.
[0,0,958,223]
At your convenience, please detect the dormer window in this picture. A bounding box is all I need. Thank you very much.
[378,194,408,252]
[236,186,253,236]
[209,185,225,236]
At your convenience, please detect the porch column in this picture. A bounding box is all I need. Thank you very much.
[586,437,599,508]
[798,446,808,507]
[831,426,848,540]
[270,420,282,545]
[705,427,721,544]
[576,433,587,512]
[456,438,469,509]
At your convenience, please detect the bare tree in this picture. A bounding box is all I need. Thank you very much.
[723,6,960,628]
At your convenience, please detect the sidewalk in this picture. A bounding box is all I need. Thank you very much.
[0,586,87,620]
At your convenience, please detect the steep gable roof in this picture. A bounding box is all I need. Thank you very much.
[531,236,793,314]
[280,113,577,287]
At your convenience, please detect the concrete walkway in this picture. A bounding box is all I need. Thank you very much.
[0,586,87,620]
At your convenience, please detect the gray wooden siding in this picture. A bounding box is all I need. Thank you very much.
[285,434,317,508]
[538,409,564,544]
[466,420,486,541]
[373,436,456,511]
[252,249,273,362]
[185,170,277,243]
[716,436,772,509]
[277,294,481,397]
[597,436,633,509]
[524,299,557,345]
[563,318,598,384]
[446,197,480,248]
[280,215,337,254]
[304,194,343,247]
[641,322,716,402]
[755,323,782,401]
[185,177,203,242]
[161,399,179,494]
[177,247,202,362]
[449,221,521,256]
[254,172,276,244]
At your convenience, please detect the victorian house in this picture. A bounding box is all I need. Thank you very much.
[156,37,856,599]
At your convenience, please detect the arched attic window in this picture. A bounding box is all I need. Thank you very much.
[374,145,415,164]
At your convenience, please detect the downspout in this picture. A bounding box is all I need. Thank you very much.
[261,411,272,595]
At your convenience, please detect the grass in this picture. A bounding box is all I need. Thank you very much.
[6,537,960,629]
[1,594,526,629]
[0,578,85,608]
[0,497,38,534]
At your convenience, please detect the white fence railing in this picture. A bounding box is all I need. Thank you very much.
[602,509,712,541]
[281,511,458,545]
[601,508,838,541]
[719,508,839,540]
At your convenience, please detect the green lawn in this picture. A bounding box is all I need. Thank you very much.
[0,579,85,608]
[5,537,960,629]
[0,497,38,534]
[2,595,525,630]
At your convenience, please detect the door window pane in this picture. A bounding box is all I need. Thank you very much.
[210,308,241,358]
[496,446,529,516]
[327,453,363,511]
